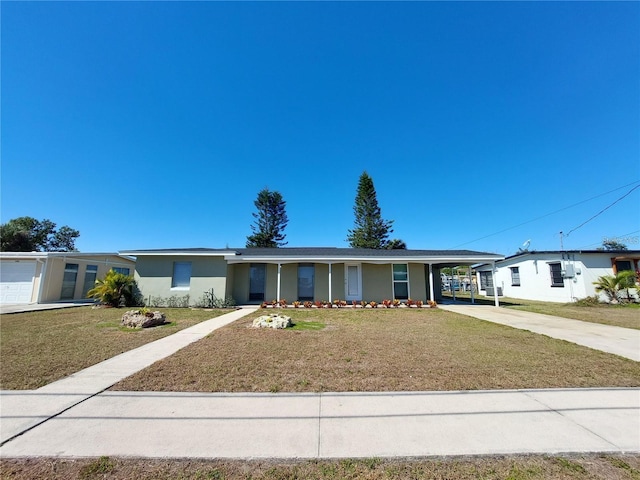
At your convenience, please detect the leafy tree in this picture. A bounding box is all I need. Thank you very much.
[386,239,407,250]
[593,271,639,303]
[246,188,289,248]
[87,269,137,307]
[0,217,79,252]
[602,239,628,251]
[347,171,395,249]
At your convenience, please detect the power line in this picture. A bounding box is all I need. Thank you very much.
[565,184,640,237]
[450,180,640,248]
[576,229,640,249]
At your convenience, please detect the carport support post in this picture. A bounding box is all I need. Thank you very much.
[491,262,499,307]
[328,262,332,302]
[469,265,475,304]
[428,263,435,302]
[277,263,282,302]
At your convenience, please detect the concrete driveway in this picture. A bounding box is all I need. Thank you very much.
[0,301,94,315]
[439,304,640,361]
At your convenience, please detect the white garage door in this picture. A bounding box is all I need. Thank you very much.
[1,261,36,304]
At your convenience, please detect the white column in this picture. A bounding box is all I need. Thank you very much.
[328,263,332,302]
[428,263,435,302]
[469,265,475,304]
[491,262,499,307]
[277,263,282,302]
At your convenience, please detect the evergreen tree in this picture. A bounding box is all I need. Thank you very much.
[246,188,289,248]
[347,172,395,249]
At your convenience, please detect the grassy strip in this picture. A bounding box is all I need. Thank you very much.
[0,307,232,390]
[442,293,640,330]
[2,454,639,479]
[112,309,640,393]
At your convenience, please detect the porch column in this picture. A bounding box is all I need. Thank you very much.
[277,263,282,302]
[469,265,475,304]
[328,263,332,302]
[428,263,435,302]
[491,262,499,307]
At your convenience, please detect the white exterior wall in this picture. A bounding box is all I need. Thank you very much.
[478,252,635,303]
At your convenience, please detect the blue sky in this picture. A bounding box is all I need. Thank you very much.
[2,1,639,256]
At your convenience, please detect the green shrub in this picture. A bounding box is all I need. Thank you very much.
[87,270,138,307]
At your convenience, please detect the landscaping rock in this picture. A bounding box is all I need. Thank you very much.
[252,314,291,329]
[121,310,167,328]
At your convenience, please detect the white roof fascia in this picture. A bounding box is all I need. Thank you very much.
[122,251,233,257]
[226,255,504,264]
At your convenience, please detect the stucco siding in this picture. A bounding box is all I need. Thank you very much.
[230,264,249,304]
[135,256,227,305]
[408,263,427,302]
[362,264,393,301]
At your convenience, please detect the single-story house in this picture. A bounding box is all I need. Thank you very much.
[120,247,505,306]
[0,252,136,304]
[475,250,640,303]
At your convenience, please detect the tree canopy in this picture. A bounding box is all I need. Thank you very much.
[347,171,405,249]
[246,188,289,248]
[601,239,628,251]
[0,217,80,252]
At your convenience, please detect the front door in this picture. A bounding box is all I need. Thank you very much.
[345,264,361,301]
[249,264,266,301]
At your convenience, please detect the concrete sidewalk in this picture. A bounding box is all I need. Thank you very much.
[439,304,640,361]
[1,388,638,458]
[0,301,93,315]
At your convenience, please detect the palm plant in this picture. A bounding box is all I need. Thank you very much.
[87,269,137,307]
[616,270,639,303]
[593,275,618,303]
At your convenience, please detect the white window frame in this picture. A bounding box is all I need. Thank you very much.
[392,264,410,300]
[171,261,192,290]
[112,267,130,276]
[510,267,521,286]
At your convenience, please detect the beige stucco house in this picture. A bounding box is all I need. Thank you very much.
[121,247,504,306]
[0,252,136,304]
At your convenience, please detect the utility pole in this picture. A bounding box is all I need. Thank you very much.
[559,231,564,250]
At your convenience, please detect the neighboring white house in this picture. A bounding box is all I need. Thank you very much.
[0,252,136,304]
[475,250,639,303]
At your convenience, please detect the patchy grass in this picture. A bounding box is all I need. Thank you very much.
[0,307,232,390]
[443,292,640,330]
[2,454,639,479]
[112,309,640,393]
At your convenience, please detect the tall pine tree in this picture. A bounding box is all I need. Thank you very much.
[347,172,396,249]
[246,188,289,248]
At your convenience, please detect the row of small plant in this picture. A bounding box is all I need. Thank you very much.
[260,298,437,308]
[145,292,237,309]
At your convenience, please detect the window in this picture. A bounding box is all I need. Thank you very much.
[60,263,79,300]
[82,265,98,297]
[549,263,564,287]
[249,264,266,301]
[171,262,192,289]
[479,271,493,290]
[615,260,632,272]
[297,264,314,301]
[510,267,520,286]
[112,267,130,275]
[392,264,409,300]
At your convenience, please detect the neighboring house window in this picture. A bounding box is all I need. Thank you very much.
[60,263,79,300]
[549,263,564,287]
[249,264,266,301]
[392,264,409,299]
[479,271,493,290]
[171,262,192,289]
[510,267,520,286]
[298,264,315,301]
[82,265,99,297]
[615,260,632,272]
[112,267,130,275]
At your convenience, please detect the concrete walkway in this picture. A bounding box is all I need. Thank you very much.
[1,388,638,458]
[0,301,93,315]
[1,305,639,459]
[439,304,640,361]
